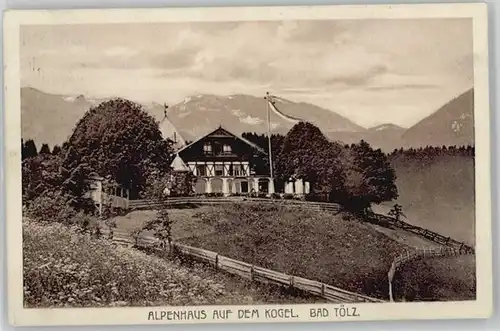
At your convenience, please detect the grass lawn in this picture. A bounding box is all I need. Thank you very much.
[392,255,476,302]
[110,202,475,302]
[109,207,216,240]
[23,219,324,308]
[177,203,408,300]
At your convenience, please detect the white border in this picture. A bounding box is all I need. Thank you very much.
[3,3,492,326]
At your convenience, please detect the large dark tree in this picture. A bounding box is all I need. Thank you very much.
[22,139,38,160]
[275,122,344,196]
[64,98,173,198]
[242,132,286,187]
[39,143,51,155]
[52,145,62,155]
[340,140,398,212]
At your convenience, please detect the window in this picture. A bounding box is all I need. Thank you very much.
[233,164,245,176]
[203,143,212,154]
[215,164,223,176]
[223,144,232,154]
[196,165,207,176]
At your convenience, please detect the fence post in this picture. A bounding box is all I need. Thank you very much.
[321,283,325,297]
[389,280,394,302]
[215,254,219,270]
[388,261,395,302]
[250,265,254,281]
[289,276,294,288]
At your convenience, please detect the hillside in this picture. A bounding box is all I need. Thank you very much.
[21,87,91,147]
[21,87,111,147]
[402,88,474,148]
[393,255,476,301]
[374,153,475,246]
[180,202,407,299]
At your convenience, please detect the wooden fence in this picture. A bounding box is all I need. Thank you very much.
[100,228,384,304]
[387,246,475,302]
[128,196,342,213]
[370,214,475,254]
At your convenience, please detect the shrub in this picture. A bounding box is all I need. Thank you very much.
[143,208,173,248]
[270,193,281,200]
[24,192,78,225]
[203,192,224,198]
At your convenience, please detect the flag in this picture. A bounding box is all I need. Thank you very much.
[267,97,302,124]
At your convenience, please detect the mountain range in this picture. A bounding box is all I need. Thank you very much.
[20,87,474,152]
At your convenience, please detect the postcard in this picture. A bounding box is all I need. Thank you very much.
[3,3,492,326]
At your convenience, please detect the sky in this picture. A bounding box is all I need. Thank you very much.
[20,19,473,128]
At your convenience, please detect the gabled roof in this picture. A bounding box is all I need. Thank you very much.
[176,125,267,155]
[170,154,190,171]
[159,116,186,150]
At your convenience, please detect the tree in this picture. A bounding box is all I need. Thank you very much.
[39,143,51,155]
[388,203,406,221]
[22,153,63,203]
[242,132,286,187]
[275,122,344,196]
[142,170,196,199]
[22,139,38,160]
[143,208,173,249]
[52,145,62,155]
[22,148,92,211]
[64,99,174,198]
[168,171,196,197]
[340,140,398,213]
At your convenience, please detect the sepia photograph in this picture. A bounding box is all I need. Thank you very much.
[3,3,492,326]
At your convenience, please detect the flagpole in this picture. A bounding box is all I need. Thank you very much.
[266,92,275,194]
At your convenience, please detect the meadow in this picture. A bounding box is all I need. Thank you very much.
[175,203,407,299]
[109,199,476,302]
[23,219,325,307]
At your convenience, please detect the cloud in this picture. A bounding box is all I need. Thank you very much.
[20,19,473,128]
[104,46,138,57]
[325,65,389,87]
[365,84,439,91]
[239,115,264,125]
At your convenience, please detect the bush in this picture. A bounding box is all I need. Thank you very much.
[203,192,224,198]
[283,193,294,200]
[230,193,248,197]
[270,193,282,200]
[24,192,78,224]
